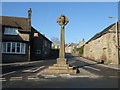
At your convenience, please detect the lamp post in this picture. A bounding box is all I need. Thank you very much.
[109,16,119,64]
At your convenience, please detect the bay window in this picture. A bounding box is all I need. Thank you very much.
[2,42,26,54]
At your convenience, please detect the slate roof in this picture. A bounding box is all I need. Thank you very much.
[0,16,30,32]
[65,43,78,47]
[86,21,120,44]
[1,16,52,43]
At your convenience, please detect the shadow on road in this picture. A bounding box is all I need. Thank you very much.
[2,65,36,74]
[76,62,102,68]
[65,53,75,59]
[65,53,103,69]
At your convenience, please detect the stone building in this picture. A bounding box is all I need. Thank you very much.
[65,39,85,54]
[76,39,86,48]
[65,43,77,53]
[52,44,60,49]
[1,9,52,63]
[83,21,120,64]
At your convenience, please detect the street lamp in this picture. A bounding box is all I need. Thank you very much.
[109,16,119,64]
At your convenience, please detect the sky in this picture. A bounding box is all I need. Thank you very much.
[2,2,119,43]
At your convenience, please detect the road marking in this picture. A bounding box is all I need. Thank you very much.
[23,66,45,73]
[0,71,16,77]
[42,75,57,78]
[10,77,22,81]
[64,75,89,78]
[33,66,45,72]
[28,76,37,78]
[41,74,102,79]
[68,75,89,78]
[28,77,39,80]
[59,74,89,78]
[109,76,117,78]
[68,61,76,64]
[0,78,6,82]
[60,74,70,77]
[22,67,37,72]
[59,74,102,78]
[27,76,39,80]
[89,75,103,78]
[84,66,101,71]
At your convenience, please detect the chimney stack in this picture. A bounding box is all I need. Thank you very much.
[28,8,32,30]
[28,8,32,61]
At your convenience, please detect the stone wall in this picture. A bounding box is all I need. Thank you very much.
[83,22,119,64]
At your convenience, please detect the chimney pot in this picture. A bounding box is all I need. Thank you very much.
[28,8,32,13]
[28,8,32,19]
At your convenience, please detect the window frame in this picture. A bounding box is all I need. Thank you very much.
[35,50,41,54]
[4,27,19,35]
[2,42,26,54]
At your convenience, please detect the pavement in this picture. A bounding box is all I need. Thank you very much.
[76,57,120,70]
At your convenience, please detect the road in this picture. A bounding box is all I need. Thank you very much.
[1,53,119,88]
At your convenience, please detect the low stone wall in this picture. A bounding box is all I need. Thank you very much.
[83,29,118,64]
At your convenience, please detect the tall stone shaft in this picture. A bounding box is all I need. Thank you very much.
[56,14,69,65]
[59,26,65,59]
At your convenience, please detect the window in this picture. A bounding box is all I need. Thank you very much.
[12,43,15,52]
[21,43,25,53]
[7,43,11,52]
[4,27,18,35]
[48,43,51,48]
[2,42,6,52]
[34,33,38,37]
[17,43,20,52]
[45,51,47,54]
[35,50,41,54]
[2,42,26,54]
[45,40,47,46]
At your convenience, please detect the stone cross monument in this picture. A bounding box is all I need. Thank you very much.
[40,15,78,74]
[56,14,68,65]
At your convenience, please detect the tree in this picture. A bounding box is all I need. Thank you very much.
[50,36,60,45]
[50,37,60,49]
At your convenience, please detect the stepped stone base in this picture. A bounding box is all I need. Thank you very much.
[40,63,77,74]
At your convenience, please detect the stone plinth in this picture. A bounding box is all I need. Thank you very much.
[57,58,67,65]
[41,63,77,74]
[40,57,78,74]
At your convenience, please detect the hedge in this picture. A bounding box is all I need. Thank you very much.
[76,45,84,56]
